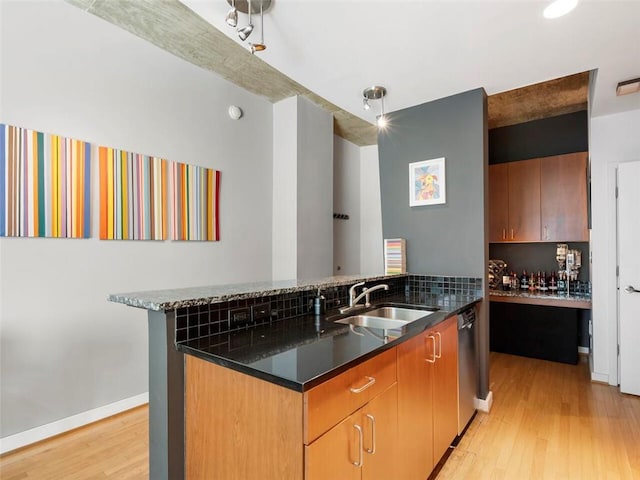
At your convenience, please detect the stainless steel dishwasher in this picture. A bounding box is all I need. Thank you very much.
[457,306,478,435]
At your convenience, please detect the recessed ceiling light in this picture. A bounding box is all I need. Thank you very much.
[543,0,578,19]
[616,78,640,96]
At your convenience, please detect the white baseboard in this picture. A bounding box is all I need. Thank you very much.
[591,371,609,384]
[0,392,148,454]
[578,346,589,354]
[474,390,494,413]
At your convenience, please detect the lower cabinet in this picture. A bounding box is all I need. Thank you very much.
[305,383,398,480]
[185,318,460,480]
[397,315,459,480]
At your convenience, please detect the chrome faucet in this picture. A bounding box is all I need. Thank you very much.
[339,282,389,314]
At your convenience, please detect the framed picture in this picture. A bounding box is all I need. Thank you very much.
[409,157,446,206]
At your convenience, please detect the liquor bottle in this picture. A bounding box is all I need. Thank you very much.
[536,271,542,291]
[540,271,548,292]
[557,271,566,293]
[529,272,536,291]
[502,273,511,291]
[512,272,518,290]
[520,270,528,290]
[549,271,558,292]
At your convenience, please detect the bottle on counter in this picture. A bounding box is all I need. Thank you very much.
[557,271,566,293]
[520,270,528,290]
[540,271,548,292]
[512,272,518,290]
[549,271,558,291]
[529,272,536,291]
[502,273,511,291]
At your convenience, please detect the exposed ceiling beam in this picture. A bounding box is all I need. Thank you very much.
[488,71,589,130]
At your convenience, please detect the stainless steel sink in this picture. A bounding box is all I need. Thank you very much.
[365,306,434,322]
[334,306,435,331]
[334,315,413,330]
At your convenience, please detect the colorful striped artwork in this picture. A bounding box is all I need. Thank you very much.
[99,147,167,240]
[0,124,91,238]
[171,162,220,241]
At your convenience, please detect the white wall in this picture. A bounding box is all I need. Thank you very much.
[296,96,334,280]
[272,96,333,281]
[0,0,273,446]
[590,108,640,384]
[272,97,298,281]
[360,145,384,275]
[333,135,361,275]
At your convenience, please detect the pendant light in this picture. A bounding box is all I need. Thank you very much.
[362,86,388,129]
[225,0,238,27]
[237,0,254,41]
[250,0,266,54]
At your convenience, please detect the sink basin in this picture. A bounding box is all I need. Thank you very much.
[333,305,437,333]
[365,306,434,322]
[334,315,412,330]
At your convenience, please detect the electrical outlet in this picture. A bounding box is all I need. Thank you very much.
[228,307,251,329]
[251,302,271,323]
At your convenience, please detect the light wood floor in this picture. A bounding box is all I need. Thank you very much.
[2,353,638,479]
[0,405,148,480]
[437,353,640,480]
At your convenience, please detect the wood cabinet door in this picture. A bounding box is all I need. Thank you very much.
[540,152,588,241]
[508,158,541,241]
[489,164,510,242]
[305,413,361,480]
[397,332,434,479]
[432,316,460,464]
[361,384,398,480]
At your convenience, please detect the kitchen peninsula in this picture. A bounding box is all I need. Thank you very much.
[109,273,483,480]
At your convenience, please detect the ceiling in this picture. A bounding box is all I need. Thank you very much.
[66,0,639,145]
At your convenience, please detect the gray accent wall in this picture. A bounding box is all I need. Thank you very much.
[378,88,490,399]
[378,88,487,278]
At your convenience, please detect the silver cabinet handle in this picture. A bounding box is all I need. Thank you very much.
[349,376,376,394]
[434,331,442,359]
[425,335,436,363]
[625,285,640,294]
[353,424,364,467]
[365,414,376,454]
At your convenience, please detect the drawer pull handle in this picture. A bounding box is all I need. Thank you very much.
[353,424,364,467]
[349,376,376,394]
[425,335,436,363]
[365,414,376,455]
[435,331,442,359]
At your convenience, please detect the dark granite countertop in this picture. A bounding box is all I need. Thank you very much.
[177,292,482,392]
[489,289,590,301]
[108,274,405,311]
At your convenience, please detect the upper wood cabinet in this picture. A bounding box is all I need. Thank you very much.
[540,152,588,242]
[489,152,588,243]
[488,163,509,242]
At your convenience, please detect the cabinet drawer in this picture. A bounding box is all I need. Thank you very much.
[303,347,397,444]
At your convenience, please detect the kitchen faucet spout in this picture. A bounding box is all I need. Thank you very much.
[339,282,389,314]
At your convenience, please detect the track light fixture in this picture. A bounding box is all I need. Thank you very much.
[249,0,266,54]
[226,0,271,53]
[225,0,238,27]
[362,86,387,128]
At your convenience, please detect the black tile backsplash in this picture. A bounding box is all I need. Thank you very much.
[174,275,480,344]
[407,274,483,297]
